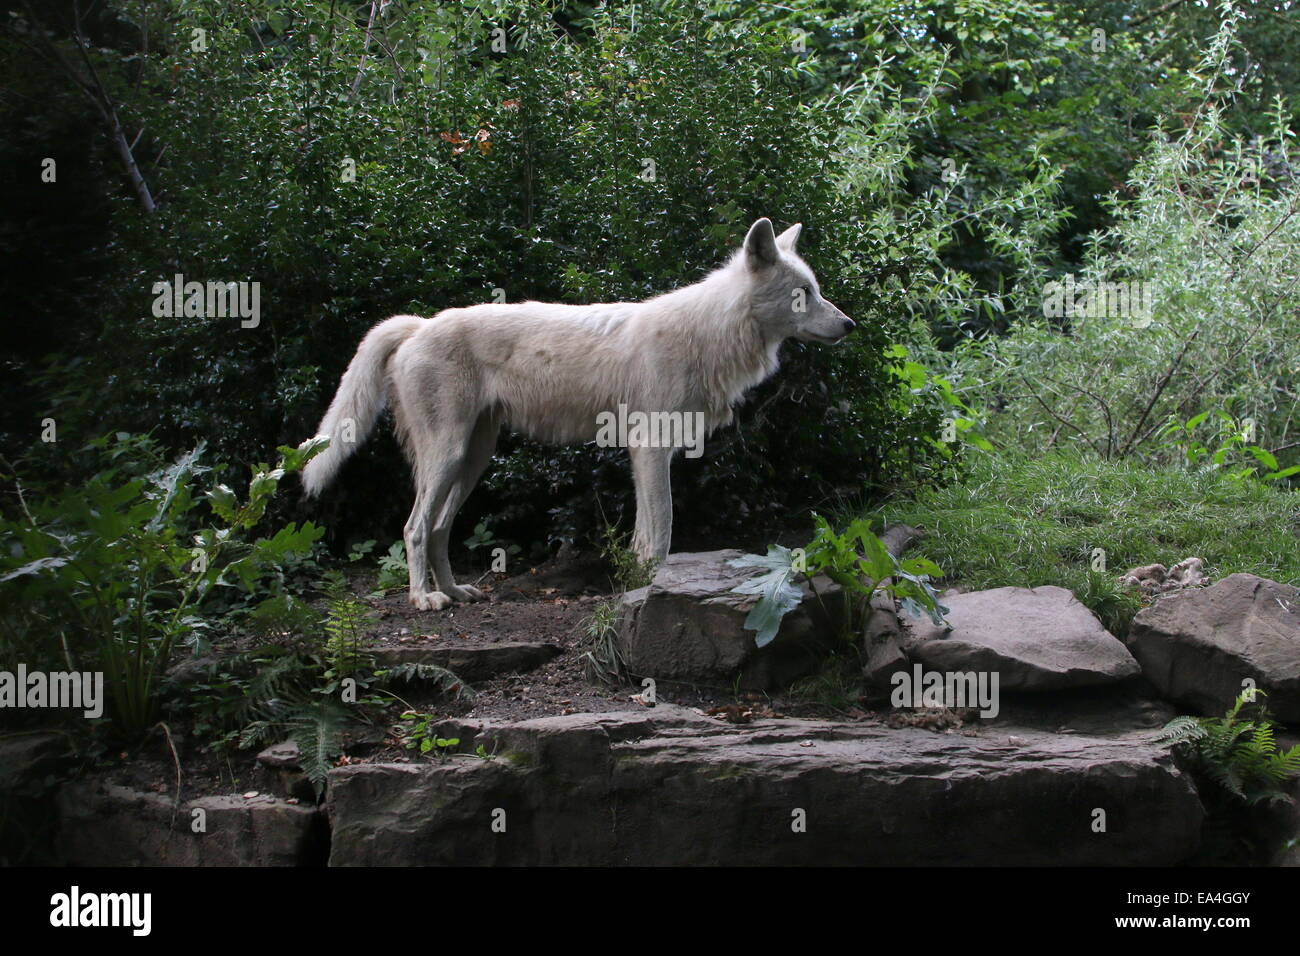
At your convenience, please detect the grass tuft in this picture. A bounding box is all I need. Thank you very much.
[862,449,1300,634]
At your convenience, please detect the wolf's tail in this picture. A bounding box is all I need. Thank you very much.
[301,314,424,497]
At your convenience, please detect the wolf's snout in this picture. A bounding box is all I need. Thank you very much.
[841,317,856,335]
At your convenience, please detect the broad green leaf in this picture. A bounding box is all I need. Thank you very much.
[728,545,804,648]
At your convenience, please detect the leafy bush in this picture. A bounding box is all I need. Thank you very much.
[804,515,949,632]
[1155,410,1300,484]
[0,434,327,739]
[11,0,1079,557]
[727,517,948,647]
[961,22,1300,476]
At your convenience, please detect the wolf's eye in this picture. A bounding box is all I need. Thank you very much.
[798,285,811,295]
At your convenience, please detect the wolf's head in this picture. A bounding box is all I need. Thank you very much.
[739,218,855,345]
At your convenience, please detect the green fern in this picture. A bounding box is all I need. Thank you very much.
[285,695,352,795]
[374,661,474,700]
[236,718,279,751]
[240,650,304,723]
[168,645,311,745]
[322,573,371,678]
[1155,715,1206,746]
[1158,691,1300,806]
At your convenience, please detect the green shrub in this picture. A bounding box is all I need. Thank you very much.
[728,516,948,647]
[0,434,327,740]
[961,23,1300,476]
[20,0,1071,554]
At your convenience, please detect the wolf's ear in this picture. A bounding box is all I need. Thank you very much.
[743,218,779,268]
[776,223,802,252]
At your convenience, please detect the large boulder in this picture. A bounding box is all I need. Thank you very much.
[0,731,72,795]
[903,585,1141,691]
[617,550,846,690]
[1127,573,1300,722]
[56,780,324,866]
[0,732,75,864]
[326,705,1203,866]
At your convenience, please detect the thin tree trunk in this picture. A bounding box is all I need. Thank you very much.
[23,0,157,215]
[349,0,380,100]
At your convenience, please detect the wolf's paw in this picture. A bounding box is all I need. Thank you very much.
[409,590,454,612]
[445,583,486,603]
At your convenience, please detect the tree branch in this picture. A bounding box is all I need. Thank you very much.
[1016,372,1104,457]
[348,0,381,101]
[23,0,157,215]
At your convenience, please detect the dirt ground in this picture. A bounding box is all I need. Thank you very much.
[103,543,883,803]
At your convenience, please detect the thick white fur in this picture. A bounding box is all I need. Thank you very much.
[302,218,853,611]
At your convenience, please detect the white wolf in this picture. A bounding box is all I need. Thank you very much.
[302,218,854,610]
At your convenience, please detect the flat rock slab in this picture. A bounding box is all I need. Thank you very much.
[327,705,1202,866]
[1128,573,1300,721]
[0,732,73,794]
[57,781,323,866]
[618,550,844,690]
[906,585,1141,691]
[367,641,561,682]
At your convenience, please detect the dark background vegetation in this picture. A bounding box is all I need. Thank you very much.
[6,0,1294,557]
[4,0,1300,867]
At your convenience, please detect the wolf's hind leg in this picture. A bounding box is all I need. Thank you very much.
[403,421,476,612]
[429,410,500,602]
[404,459,464,611]
[403,484,437,608]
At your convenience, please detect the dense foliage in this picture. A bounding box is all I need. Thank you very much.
[12,0,1296,555]
[2,0,1299,769]
[3,0,1018,555]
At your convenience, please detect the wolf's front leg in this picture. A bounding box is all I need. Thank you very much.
[630,446,673,564]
